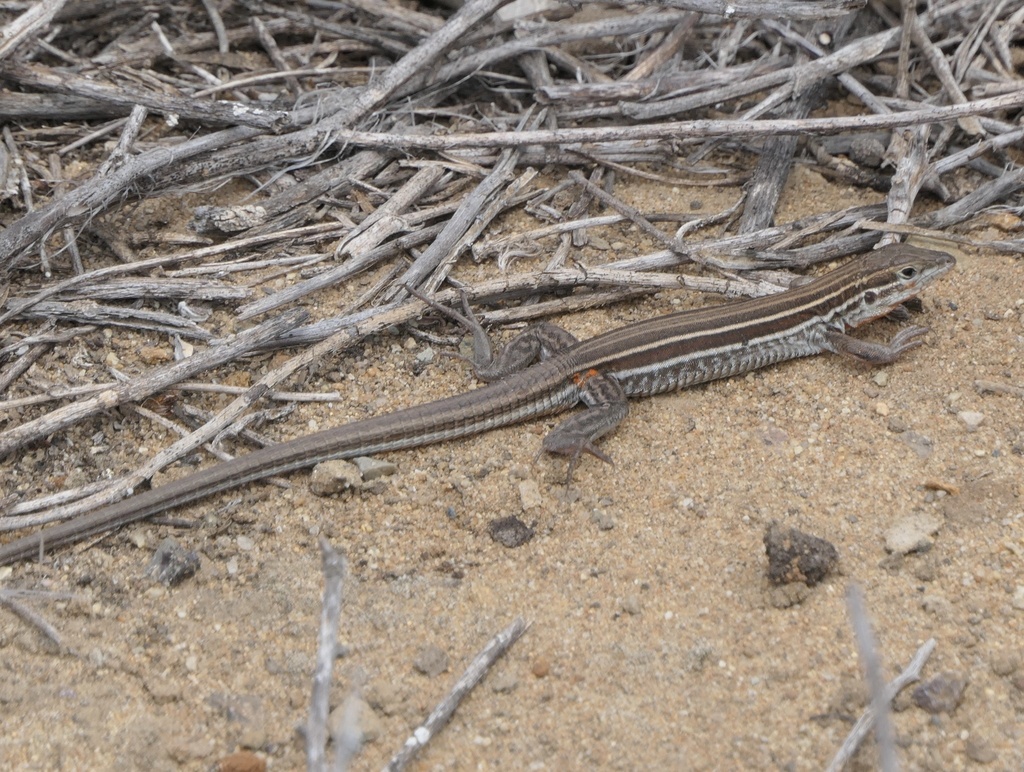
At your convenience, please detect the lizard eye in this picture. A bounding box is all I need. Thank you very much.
[863,290,878,304]
[898,266,918,280]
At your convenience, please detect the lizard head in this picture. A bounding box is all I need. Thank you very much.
[840,245,955,328]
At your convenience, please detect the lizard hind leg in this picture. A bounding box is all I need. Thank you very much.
[408,286,580,381]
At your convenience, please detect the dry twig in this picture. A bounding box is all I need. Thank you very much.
[306,538,347,772]
[383,617,529,772]
[826,637,937,772]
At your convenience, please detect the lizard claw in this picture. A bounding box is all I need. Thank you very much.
[539,438,614,486]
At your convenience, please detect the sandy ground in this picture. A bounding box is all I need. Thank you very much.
[1,164,1023,771]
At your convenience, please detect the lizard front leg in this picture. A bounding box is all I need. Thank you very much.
[541,369,629,482]
[822,325,931,365]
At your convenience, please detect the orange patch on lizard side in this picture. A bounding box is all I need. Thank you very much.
[572,368,601,387]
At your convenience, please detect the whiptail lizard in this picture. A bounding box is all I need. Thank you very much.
[0,244,954,566]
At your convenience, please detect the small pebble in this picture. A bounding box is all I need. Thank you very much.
[990,651,1020,677]
[957,410,985,431]
[353,456,397,481]
[329,698,384,744]
[413,644,449,677]
[1012,585,1024,611]
[363,682,407,717]
[490,672,519,693]
[912,558,938,582]
[507,464,531,480]
[145,538,200,585]
[129,531,149,549]
[912,672,967,714]
[518,479,544,510]
[884,512,942,555]
[964,737,997,764]
[920,595,952,618]
[139,346,172,365]
[310,460,362,495]
[167,738,216,763]
[763,523,838,587]
[766,582,812,608]
[886,416,908,433]
[899,431,934,459]
[531,658,550,678]
[761,426,789,446]
[488,516,534,548]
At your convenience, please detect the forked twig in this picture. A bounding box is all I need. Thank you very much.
[383,617,529,772]
[826,634,937,772]
[844,585,898,772]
